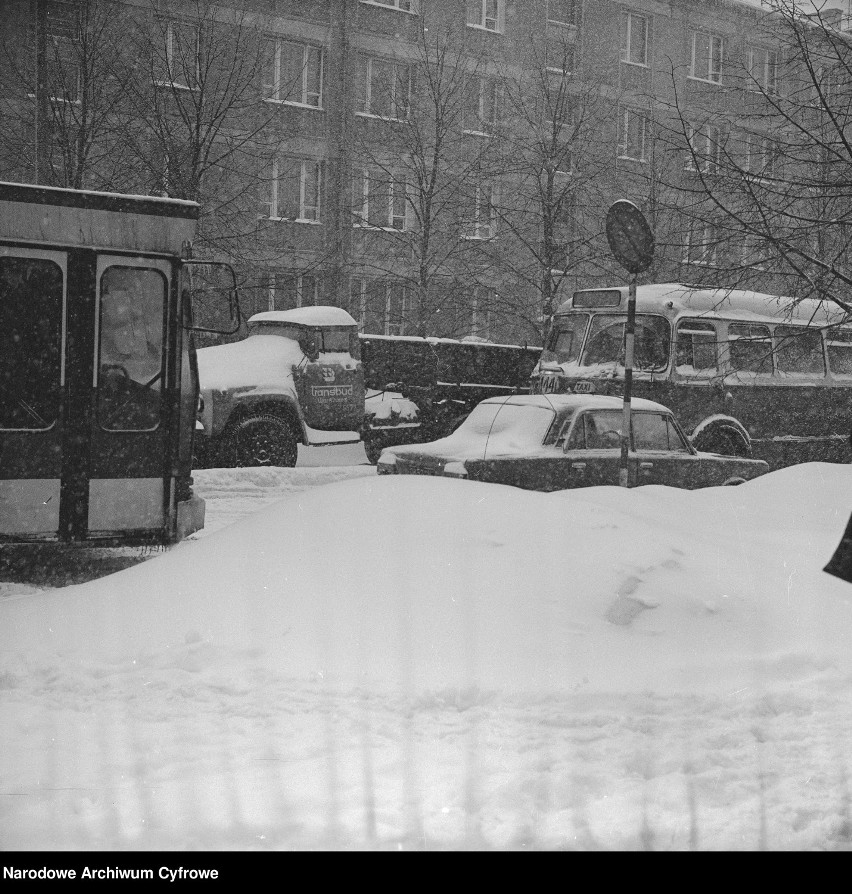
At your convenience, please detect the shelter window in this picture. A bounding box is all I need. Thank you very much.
[0,257,63,431]
[97,267,166,432]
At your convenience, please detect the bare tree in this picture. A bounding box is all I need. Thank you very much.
[661,0,852,315]
[0,0,132,189]
[347,20,509,338]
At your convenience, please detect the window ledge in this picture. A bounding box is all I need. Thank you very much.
[154,80,199,92]
[687,75,722,86]
[463,128,497,138]
[359,0,418,14]
[260,216,322,225]
[617,154,647,163]
[354,222,407,232]
[355,111,409,123]
[466,23,503,35]
[264,98,324,111]
[620,60,649,69]
[460,233,497,242]
[547,19,578,30]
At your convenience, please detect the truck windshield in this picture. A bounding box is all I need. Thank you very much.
[580,314,671,372]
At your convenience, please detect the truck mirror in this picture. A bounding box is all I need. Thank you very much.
[183,260,242,336]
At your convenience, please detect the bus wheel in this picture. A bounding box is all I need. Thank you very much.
[692,421,752,458]
[722,476,747,486]
[228,415,298,468]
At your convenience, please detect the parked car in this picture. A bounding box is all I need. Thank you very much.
[375,394,769,490]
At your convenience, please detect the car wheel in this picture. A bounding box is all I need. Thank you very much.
[227,415,298,468]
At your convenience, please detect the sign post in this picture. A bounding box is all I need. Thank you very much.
[604,200,655,488]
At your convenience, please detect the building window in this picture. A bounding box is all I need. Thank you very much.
[357,56,411,120]
[746,45,779,95]
[463,76,503,135]
[461,179,498,239]
[621,12,649,66]
[617,108,648,161]
[690,31,724,83]
[263,39,323,107]
[42,0,80,102]
[353,168,408,229]
[744,133,778,178]
[349,278,409,335]
[741,234,769,271]
[262,158,322,222]
[470,285,494,339]
[683,221,719,266]
[466,0,504,33]
[155,19,200,90]
[361,0,416,11]
[547,0,577,26]
[685,124,723,173]
[267,271,321,310]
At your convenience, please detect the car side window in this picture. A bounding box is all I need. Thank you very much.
[632,413,670,451]
[585,410,622,448]
[633,412,690,452]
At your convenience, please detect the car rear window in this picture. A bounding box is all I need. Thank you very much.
[453,402,557,452]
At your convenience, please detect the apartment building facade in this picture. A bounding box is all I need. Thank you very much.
[0,0,846,343]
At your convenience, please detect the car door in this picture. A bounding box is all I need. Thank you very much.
[631,411,701,487]
[559,410,624,488]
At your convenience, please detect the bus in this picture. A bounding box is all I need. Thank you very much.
[0,181,238,546]
[530,282,852,468]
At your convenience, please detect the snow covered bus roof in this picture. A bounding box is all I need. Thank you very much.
[559,282,846,327]
[248,307,358,328]
[0,180,198,256]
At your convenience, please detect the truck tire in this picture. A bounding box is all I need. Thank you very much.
[226,414,298,468]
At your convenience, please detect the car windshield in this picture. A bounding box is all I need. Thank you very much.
[452,402,557,452]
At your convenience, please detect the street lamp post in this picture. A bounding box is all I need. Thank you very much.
[604,200,655,488]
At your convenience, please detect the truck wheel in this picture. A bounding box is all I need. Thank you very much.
[228,415,298,468]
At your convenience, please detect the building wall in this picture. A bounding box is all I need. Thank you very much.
[0,0,839,344]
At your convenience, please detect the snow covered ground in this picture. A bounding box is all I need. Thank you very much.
[2,452,852,851]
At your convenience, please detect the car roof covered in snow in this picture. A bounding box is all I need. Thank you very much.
[480,393,671,414]
[248,306,358,328]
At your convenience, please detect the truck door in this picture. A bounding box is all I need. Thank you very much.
[87,258,172,538]
[0,249,65,538]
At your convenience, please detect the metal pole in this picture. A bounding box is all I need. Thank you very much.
[619,273,637,487]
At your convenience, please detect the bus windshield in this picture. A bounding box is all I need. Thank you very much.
[580,314,671,371]
[543,314,589,364]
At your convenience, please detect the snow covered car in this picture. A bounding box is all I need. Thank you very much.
[375,394,769,490]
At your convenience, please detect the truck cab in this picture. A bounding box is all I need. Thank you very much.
[195,306,365,467]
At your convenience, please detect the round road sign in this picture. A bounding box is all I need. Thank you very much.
[605,200,655,274]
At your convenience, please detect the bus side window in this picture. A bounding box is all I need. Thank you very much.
[676,319,718,374]
[774,325,825,376]
[827,328,852,378]
[728,323,773,374]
